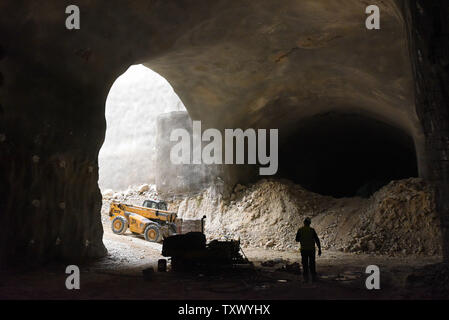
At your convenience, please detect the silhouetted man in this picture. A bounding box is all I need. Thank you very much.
[295,217,321,282]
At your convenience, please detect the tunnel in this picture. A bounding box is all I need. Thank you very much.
[277,112,418,198]
[0,0,449,276]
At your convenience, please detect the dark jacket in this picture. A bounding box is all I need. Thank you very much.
[295,226,321,251]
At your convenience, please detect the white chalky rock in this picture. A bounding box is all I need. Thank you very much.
[113,192,122,199]
[102,189,114,199]
[138,184,150,194]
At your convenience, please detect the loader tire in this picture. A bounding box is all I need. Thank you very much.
[111,216,128,235]
[144,223,161,242]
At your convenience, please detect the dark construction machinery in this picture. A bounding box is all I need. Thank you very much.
[161,216,252,271]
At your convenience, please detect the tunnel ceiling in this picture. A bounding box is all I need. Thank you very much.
[143,0,419,144]
[1,0,420,148]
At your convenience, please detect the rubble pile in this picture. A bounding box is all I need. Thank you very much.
[101,178,443,256]
[347,179,442,255]
[173,178,443,256]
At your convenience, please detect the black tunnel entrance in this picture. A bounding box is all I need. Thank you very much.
[277,112,418,198]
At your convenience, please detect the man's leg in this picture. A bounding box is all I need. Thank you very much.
[301,250,309,281]
[310,250,317,281]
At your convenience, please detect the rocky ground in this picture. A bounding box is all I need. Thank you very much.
[1,179,446,299]
[1,216,445,299]
[7,177,430,299]
[91,227,448,299]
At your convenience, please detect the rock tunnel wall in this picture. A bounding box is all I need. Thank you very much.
[400,0,449,259]
[0,0,229,267]
[0,0,448,266]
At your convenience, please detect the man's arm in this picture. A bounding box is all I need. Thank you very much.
[313,229,322,255]
[295,229,301,242]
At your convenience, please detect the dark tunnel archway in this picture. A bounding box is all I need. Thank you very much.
[277,112,418,198]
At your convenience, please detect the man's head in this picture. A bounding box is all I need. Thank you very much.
[304,217,311,226]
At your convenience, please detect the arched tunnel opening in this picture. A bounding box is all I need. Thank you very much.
[98,64,186,192]
[277,112,418,198]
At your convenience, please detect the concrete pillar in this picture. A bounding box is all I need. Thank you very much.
[155,111,222,196]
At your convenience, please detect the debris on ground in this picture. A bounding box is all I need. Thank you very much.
[276,262,302,274]
[142,267,154,280]
[406,263,449,297]
[261,258,288,267]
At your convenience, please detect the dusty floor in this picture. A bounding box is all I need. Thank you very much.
[0,213,446,300]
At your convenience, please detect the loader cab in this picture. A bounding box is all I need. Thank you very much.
[142,200,167,211]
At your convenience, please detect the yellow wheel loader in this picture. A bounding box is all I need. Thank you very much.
[109,199,178,242]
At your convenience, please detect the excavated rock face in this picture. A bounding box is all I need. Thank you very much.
[400,0,449,260]
[0,0,448,265]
